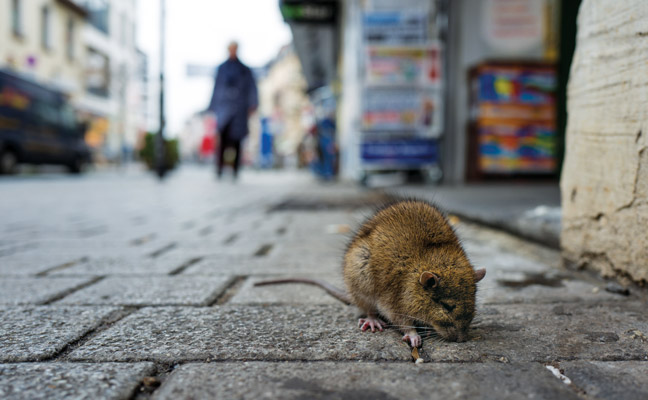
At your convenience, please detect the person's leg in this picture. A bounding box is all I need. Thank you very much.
[232,139,242,179]
[217,132,226,178]
[216,121,232,178]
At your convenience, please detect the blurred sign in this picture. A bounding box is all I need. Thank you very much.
[361,139,439,165]
[482,0,544,53]
[280,0,338,24]
[186,64,217,77]
[362,88,441,137]
[365,45,441,86]
[363,12,427,44]
[472,63,557,174]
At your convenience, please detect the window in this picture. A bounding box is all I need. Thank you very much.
[86,48,110,97]
[83,0,110,35]
[11,0,23,36]
[66,18,75,60]
[41,6,52,50]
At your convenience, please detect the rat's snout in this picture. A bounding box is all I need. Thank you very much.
[438,326,469,342]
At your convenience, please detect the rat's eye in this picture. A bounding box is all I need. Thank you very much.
[439,301,456,313]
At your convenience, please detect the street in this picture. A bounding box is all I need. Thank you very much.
[0,166,647,399]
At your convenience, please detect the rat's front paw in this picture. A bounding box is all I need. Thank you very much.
[402,333,421,348]
[358,317,385,333]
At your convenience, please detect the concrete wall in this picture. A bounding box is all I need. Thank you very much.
[561,0,648,284]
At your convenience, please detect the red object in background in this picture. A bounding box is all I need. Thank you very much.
[200,114,217,157]
[200,134,215,157]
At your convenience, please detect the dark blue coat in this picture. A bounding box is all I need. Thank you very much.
[208,58,258,140]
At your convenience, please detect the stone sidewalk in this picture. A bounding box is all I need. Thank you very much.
[0,167,646,399]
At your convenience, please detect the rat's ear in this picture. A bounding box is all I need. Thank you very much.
[419,271,440,290]
[474,268,486,283]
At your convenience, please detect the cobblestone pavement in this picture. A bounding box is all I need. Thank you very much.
[1,167,647,399]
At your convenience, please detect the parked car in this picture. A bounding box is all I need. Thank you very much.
[0,69,90,174]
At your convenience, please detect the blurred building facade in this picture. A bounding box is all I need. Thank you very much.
[0,0,88,98]
[76,0,144,162]
[256,44,312,168]
[0,0,147,163]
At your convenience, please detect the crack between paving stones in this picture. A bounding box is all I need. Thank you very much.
[223,233,239,245]
[253,243,274,257]
[209,276,247,306]
[148,242,177,258]
[35,256,89,276]
[543,362,589,398]
[39,276,105,305]
[46,306,139,362]
[128,362,176,400]
[168,256,204,275]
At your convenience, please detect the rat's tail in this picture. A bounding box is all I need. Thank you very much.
[253,278,352,305]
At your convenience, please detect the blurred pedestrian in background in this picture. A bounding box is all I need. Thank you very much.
[207,41,258,180]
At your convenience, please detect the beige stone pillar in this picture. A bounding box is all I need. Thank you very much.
[561,0,648,284]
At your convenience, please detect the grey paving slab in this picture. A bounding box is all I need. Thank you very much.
[153,362,578,400]
[0,306,118,362]
[0,253,86,276]
[0,362,155,400]
[50,256,192,276]
[478,272,622,305]
[69,305,411,362]
[230,275,346,305]
[561,361,648,400]
[0,277,95,305]
[423,302,648,363]
[181,255,340,275]
[58,276,233,306]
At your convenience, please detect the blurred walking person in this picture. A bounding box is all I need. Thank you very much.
[207,41,258,179]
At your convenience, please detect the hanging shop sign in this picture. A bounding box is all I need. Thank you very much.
[363,12,428,44]
[365,45,441,87]
[482,0,544,54]
[362,88,442,137]
[279,0,338,24]
[361,138,439,165]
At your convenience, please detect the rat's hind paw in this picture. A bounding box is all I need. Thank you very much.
[358,317,385,333]
[402,333,421,348]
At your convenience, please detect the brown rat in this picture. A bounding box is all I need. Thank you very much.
[255,199,485,347]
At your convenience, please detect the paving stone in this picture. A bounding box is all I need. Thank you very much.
[422,302,648,363]
[58,276,233,306]
[50,256,193,276]
[0,306,118,362]
[0,362,155,400]
[230,275,346,305]
[69,305,410,362]
[0,253,86,276]
[0,277,95,305]
[478,274,621,305]
[181,255,340,275]
[153,362,579,400]
[560,361,648,400]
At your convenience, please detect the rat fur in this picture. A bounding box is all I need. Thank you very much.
[344,199,485,346]
[255,199,485,347]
